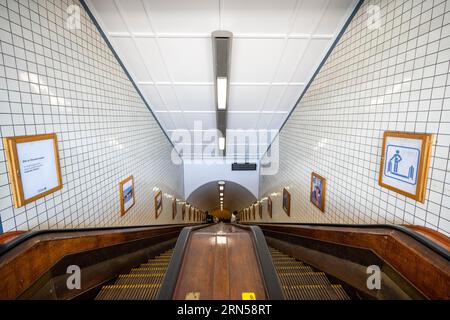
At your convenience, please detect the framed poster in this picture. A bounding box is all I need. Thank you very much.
[267,197,272,218]
[4,133,63,208]
[258,201,262,219]
[188,206,192,221]
[182,203,186,220]
[251,204,256,220]
[154,190,163,219]
[119,176,135,216]
[310,172,326,212]
[172,198,177,220]
[282,188,291,216]
[379,131,433,202]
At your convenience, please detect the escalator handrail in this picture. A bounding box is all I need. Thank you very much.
[0,223,203,258]
[236,224,285,300]
[156,224,211,300]
[247,222,450,261]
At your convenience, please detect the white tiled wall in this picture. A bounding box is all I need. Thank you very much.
[0,0,189,232]
[258,0,450,236]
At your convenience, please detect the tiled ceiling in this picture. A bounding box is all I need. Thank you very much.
[86,0,358,159]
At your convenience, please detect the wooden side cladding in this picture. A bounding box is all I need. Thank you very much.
[258,224,450,300]
[0,225,185,299]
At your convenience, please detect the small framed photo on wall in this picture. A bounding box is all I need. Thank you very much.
[189,206,192,221]
[282,188,291,216]
[251,204,256,220]
[154,190,163,219]
[267,197,272,218]
[182,203,186,220]
[258,201,262,219]
[310,172,326,212]
[172,198,177,220]
[379,131,433,203]
[119,176,135,216]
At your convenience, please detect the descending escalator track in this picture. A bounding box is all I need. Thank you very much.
[269,247,349,300]
[96,247,174,300]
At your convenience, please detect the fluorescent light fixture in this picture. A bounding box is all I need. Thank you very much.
[216,235,227,244]
[219,137,225,150]
[219,186,224,191]
[217,77,227,110]
[218,181,225,185]
[220,193,223,196]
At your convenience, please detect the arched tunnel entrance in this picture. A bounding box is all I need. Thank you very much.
[186,181,256,219]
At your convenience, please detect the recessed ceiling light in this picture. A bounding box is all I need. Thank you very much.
[218,181,225,185]
[219,193,223,196]
[219,186,224,191]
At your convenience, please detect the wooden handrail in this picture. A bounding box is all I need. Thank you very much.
[403,225,450,251]
[0,231,26,245]
[0,224,190,299]
[256,223,450,300]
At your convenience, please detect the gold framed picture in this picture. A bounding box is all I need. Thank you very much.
[252,204,256,220]
[4,133,63,208]
[310,172,326,212]
[182,203,186,220]
[267,197,272,218]
[188,205,192,221]
[154,190,163,219]
[258,201,262,219]
[379,131,433,203]
[282,188,291,216]
[172,198,177,220]
[119,176,135,216]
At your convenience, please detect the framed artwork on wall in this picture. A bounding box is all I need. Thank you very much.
[119,176,135,216]
[282,188,291,216]
[379,131,433,203]
[189,206,192,221]
[182,203,186,220]
[267,197,272,218]
[310,172,326,212]
[154,190,163,219]
[258,201,262,219]
[4,133,63,208]
[252,204,256,220]
[172,198,177,219]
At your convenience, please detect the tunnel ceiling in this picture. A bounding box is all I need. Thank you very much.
[86,0,357,160]
[187,181,256,213]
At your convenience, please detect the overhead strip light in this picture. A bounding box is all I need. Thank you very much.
[219,137,226,150]
[217,77,227,110]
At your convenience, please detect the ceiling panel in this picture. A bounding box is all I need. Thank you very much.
[291,0,329,34]
[222,0,297,34]
[115,0,152,33]
[141,84,165,109]
[112,37,151,82]
[228,113,258,130]
[228,85,270,111]
[89,0,127,33]
[134,38,170,82]
[291,39,330,83]
[230,38,285,83]
[86,0,357,150]
[174,85,215,111]
[182,112,216,130]
[273,39,309,82]
[278,85,304,111]
[142,0,220,33]
[317,0,355,34]
[158,37,213,82]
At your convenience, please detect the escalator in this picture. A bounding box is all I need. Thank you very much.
[0,222,448,300]
[269,247,349,300]
[96,247,174,300]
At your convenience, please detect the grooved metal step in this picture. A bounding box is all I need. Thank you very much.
[95,248,174,300]
[269,247,350,300]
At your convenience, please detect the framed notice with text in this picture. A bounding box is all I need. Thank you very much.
[119,176,135,216]
[155,190,163,219]
[4,133,63,208]
[379,131,433,203]
[282,188,291,216]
